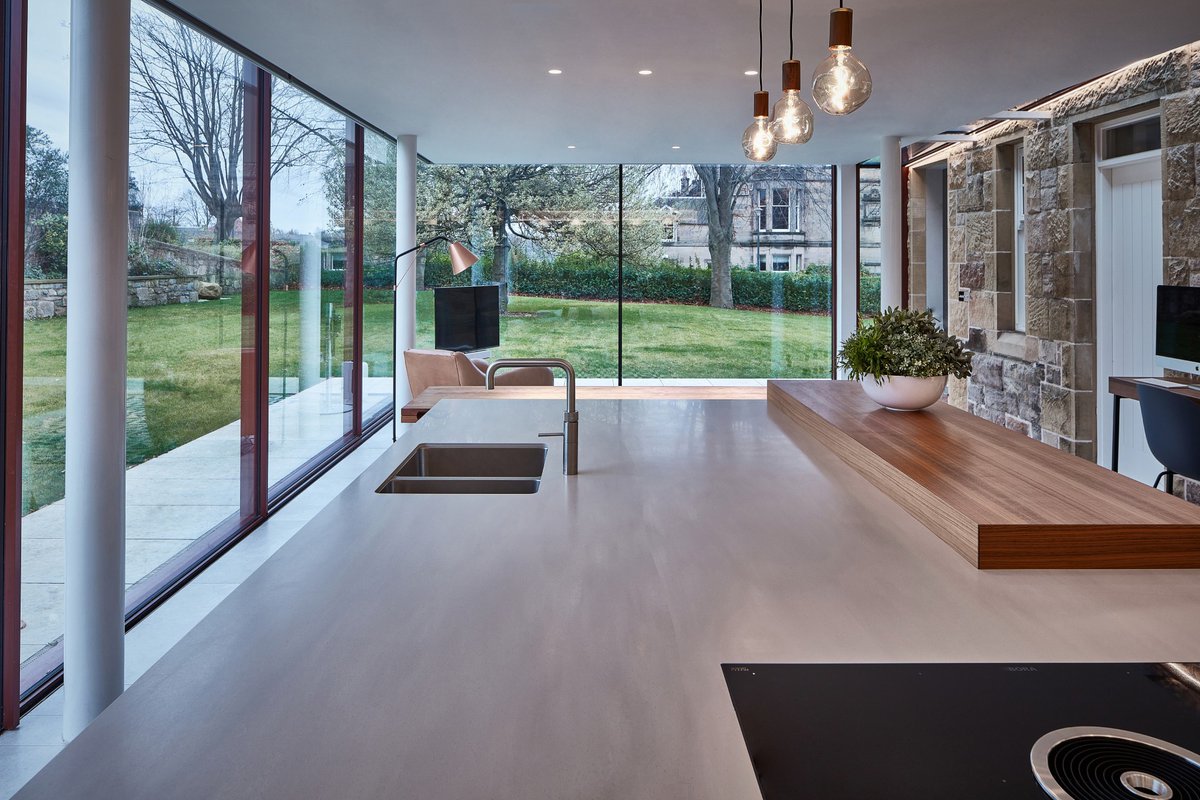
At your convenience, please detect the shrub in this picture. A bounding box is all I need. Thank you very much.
[142,217,179,244]
[838,307,973,382]
[28,213,69,278]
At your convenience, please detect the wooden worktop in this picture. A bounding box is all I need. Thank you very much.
[769,380,1200,569]
[400,384,766,422]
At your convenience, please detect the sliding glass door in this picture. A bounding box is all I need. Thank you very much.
[414,163,836,383]
[5,0,398,721]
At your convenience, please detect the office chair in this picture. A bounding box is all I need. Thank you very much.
[1137,383,1200,495]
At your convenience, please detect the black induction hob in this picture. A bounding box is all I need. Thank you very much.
[723,663,1200,800]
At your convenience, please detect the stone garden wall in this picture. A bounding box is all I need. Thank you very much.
[24,275,199,319]
[144,240,241,291]
[907,41,1200,503]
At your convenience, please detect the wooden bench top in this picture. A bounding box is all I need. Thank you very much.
[768,379,1200,569]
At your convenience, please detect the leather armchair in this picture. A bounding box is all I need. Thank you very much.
[403,349,555,400]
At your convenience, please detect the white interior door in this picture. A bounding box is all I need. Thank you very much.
[1097,155,1163,485]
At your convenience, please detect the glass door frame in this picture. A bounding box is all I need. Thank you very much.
[5,2,397,725]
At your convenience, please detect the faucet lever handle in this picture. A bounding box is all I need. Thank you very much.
[537,431,564,438]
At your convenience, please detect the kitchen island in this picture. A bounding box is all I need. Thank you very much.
[16,392,1200,799]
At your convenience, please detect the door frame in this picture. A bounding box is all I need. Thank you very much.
[1093,108,1163,468]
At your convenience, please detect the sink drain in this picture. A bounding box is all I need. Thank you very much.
[1031,727,1200,800]
[1119,770,1174,799]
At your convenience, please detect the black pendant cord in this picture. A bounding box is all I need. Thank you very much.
[758,0,764,92]
[789,0,794,59]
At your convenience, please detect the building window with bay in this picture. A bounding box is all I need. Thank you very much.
[772,188,790,230]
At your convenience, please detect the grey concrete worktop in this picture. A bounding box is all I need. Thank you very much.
[16,397,1200,799]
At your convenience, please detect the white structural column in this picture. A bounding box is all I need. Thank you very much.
[880,135,904,309]
[834,164,858,377]
[63,0,130,740]
[394,134,418,426]
[299,233,322,390]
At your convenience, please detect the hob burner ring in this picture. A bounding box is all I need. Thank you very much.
[1031,727,1200,800]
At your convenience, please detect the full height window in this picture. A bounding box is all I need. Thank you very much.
[857,165,882,316]
[1013,144,1026,332]
[415,164,836,381]
[8,0,397,717]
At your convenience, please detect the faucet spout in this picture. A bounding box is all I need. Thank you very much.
[485,358,578,475]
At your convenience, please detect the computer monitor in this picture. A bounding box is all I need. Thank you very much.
[433,284,501,353]
[1155,285,1200,375]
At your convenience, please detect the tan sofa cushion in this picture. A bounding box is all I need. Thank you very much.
[403,349,555,399]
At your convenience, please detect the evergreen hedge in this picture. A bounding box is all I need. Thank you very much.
[423,253,881,315]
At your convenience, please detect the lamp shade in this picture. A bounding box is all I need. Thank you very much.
[447,242,479,275]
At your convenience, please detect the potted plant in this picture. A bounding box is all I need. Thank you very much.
[837,307,973,410]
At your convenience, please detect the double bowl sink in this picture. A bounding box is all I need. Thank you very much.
[376,443,548,494]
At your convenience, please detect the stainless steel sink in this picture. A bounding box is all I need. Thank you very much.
[376,443,548,494]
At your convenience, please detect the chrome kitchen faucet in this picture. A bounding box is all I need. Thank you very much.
[485,358,578,475]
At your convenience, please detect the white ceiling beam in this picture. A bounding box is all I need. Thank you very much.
[902,133,978,147]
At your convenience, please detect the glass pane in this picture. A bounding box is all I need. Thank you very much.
[1103,117,1160,160]
[858,166,881,317]
[622,165,835,381]
[363,132,397,420]
[415,165,619,381]
[21,0,71,683]
[267,81,352,486]
[125,0,247,597]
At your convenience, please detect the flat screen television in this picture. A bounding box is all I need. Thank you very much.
[1156,284,1200,375]
[434,284,501,353]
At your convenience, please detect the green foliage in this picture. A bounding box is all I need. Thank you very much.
[28,213,69,278]
[127,242,180,277]
[420,252,879,316]
[142,217,180,243]
[837,306,973,382]
[26,126,69,218]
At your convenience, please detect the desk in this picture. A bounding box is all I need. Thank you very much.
[1108,375,1200,471]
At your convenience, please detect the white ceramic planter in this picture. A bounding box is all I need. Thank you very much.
[859,375,947,411]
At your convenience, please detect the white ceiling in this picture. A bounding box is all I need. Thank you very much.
[171,0,1200,165]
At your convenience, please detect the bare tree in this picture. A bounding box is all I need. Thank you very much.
[693,165,752,309]
[129,8,337,242]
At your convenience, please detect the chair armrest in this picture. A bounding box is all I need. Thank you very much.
[493,366,555,387]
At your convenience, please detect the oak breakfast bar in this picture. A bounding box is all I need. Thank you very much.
[15,383,1200,799]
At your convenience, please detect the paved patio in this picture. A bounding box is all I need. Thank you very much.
[19,376,394,666]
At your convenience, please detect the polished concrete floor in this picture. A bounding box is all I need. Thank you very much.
[0,426,394,799]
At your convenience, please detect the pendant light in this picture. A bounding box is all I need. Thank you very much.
[742,0,777,162]
[770,0,814,144]
[811,1,872,116]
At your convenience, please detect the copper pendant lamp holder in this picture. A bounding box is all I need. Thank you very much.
[753,90,770,118]
[781,59,802,91]
[829,6,853,49]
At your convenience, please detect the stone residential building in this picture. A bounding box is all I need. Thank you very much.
[905,40,1200,503]
[659,166,872,273]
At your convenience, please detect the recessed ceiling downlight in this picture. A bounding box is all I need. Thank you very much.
[547,69,563,75]
[567,145,576,149]
[638,69,653,75]
[744,70,758,76]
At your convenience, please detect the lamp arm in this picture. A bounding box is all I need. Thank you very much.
[392,235,452,290]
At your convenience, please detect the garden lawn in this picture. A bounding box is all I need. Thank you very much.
[21,291,827,513]
[416,292,833,379]
[21,291,394,513]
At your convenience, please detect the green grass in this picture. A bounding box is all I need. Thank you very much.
[21,290,394,514]
[415,292,832,379]
[21,290,828,513]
